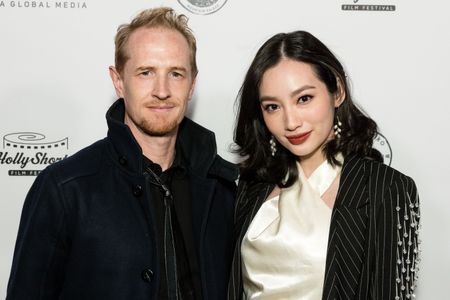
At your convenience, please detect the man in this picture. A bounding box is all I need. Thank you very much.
[7,7,237,300]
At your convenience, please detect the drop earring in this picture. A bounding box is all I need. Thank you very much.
[334,117,342,138]
[269,136,277,156]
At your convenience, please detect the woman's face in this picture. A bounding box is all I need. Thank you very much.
[259,59,343,169]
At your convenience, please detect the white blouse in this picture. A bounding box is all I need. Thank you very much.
[241,159,342,299]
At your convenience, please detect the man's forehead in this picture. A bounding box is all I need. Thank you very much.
[128,26,188,48]
[125,27,190,57]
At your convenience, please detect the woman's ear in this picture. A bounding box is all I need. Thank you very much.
[334,77,346,108]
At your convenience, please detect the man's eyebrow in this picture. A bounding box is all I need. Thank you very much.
[134,66,189,72]
[169,66,188,72]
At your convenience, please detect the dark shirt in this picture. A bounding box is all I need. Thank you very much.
[143,147,202,300]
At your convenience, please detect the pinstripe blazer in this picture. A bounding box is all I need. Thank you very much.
[228,155,420,300]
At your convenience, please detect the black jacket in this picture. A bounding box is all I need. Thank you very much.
[7,99,238,300]
[228,155,420,300]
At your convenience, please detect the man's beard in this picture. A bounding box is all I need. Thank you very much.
[138,118,179,137]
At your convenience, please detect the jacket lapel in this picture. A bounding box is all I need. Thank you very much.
[190,175,215,257]
[322,156,371,300]
[228,181,274,300]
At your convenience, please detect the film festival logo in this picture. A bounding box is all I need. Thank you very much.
[373,132,392,165]
[0,0,87,9]
[1,132,69,176]
[178,0,228,15]
[342,0,396,11]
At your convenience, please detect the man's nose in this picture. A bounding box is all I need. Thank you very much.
[152,75,170,100]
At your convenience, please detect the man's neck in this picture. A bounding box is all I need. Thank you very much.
[140,136,177,171]
[127,123,178,171]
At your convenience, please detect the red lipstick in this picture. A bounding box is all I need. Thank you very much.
[286,131,311,145]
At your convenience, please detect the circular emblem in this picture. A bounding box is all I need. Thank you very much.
[178,0,228,15]
[373,132,392,165]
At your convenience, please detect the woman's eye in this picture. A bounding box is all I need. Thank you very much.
[298,95,312,103]
[263,104,279,112]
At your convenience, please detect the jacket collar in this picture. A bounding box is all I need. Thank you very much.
[334,155,370,209]
[106,99,236,181]
[322,155,371,300]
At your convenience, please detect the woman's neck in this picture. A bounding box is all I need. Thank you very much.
[299,153,327,178]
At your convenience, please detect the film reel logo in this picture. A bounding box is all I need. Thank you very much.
[1,132,69,176]
[177,0,228,15]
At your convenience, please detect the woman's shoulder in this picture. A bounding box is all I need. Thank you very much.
[344,155,416,188]
[236,177,274,197]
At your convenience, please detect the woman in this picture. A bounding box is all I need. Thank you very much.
[228,31,420,300]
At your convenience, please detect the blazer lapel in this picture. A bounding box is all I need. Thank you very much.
[228,181,274,300]
[322,156,371,300]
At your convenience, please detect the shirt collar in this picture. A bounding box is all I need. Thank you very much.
[142,141,187,176]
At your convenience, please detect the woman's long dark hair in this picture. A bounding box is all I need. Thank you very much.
[234,30,382,187]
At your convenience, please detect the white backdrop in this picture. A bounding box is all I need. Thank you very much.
[1,0,448,298]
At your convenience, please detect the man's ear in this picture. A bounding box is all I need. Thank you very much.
[109,66,124,98]
[187,74,197,101]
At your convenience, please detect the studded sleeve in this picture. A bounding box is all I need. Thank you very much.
[394,175,421,299]
[376,174,421,300]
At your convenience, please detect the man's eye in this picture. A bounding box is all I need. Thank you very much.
[140,71,150,76]
[171,72,183,78]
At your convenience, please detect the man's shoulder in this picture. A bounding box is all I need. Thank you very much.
[45,137,109,183]
[178,118,235,177]
[178,118,215,151]
[210,155,239,183]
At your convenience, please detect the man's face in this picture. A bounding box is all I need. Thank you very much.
[110,27,196,137]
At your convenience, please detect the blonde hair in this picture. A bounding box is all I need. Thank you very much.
[114,7,197,75]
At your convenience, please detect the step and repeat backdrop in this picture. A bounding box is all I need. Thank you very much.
[1,0,448,298]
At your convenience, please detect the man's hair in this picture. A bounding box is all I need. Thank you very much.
[114,7,197,76]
